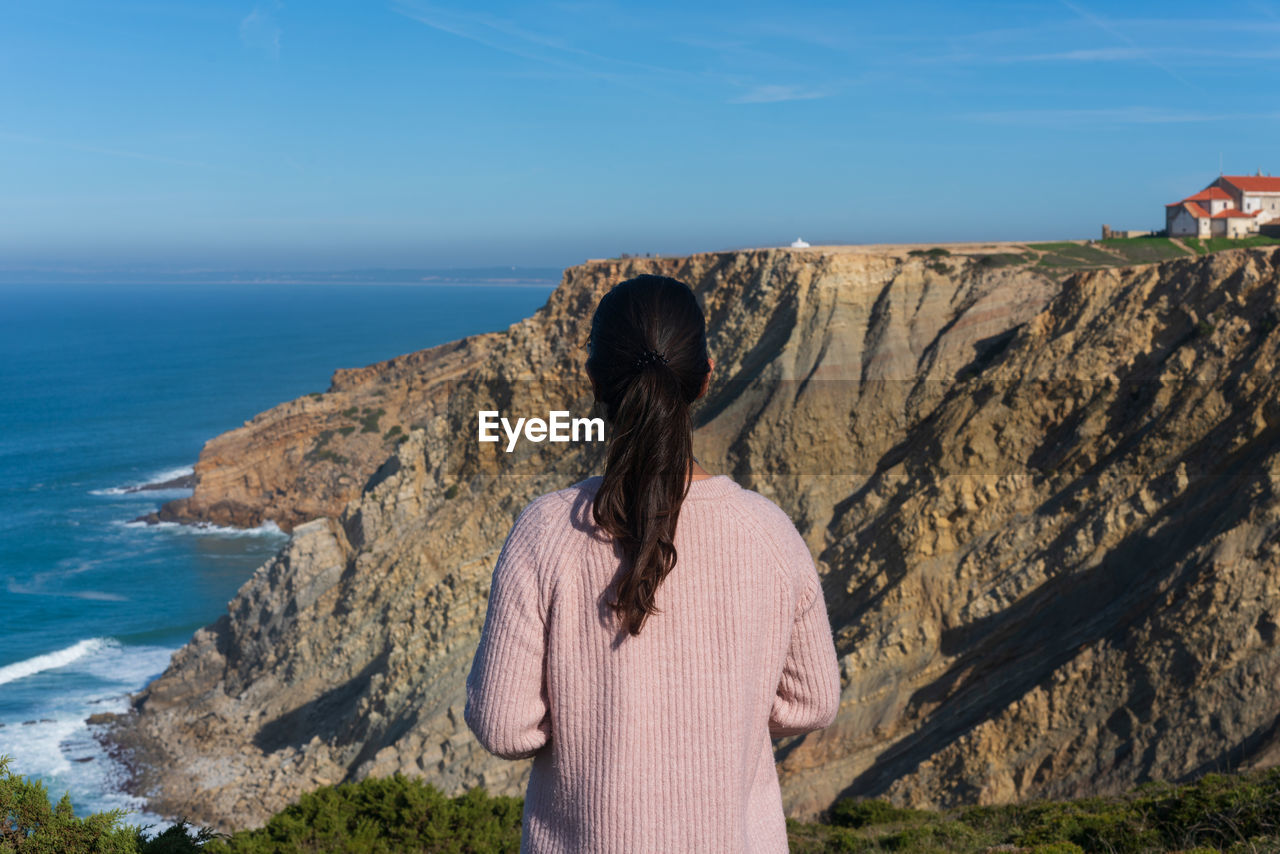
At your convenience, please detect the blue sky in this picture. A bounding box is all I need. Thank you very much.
[3,0,1280,270]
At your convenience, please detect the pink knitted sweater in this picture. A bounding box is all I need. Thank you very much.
[465,474,842,853]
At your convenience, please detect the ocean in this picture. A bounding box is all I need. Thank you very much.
[0,278,555,826]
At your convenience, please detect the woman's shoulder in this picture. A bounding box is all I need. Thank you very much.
[515,475,804,546]
[715,481,803,536]
[509,477,605,539]
[705,481,816,587]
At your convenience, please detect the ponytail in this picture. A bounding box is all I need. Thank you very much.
[586,276,710,637]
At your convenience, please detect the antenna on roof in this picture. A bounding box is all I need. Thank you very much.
[1219,152,1223,176]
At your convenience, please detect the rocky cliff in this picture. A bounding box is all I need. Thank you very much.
[105,245,1280,832]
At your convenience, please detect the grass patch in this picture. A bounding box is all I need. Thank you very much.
[384,424,403,441]
[1185,235,1280,255]
[1099,236,1194,263]
[1029,236,1274,268]
[908,247,952,258]
[1028,241,1122,268]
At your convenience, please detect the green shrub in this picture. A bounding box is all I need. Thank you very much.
[0,755,214,853]
[830,797,928,828]
[973,252,1030,269]
[360,407,386,433]
[205,775,522,854]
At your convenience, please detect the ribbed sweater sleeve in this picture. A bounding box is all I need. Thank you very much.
[465,498,555,760]
[766,522,842,739]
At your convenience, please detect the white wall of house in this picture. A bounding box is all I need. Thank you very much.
[1210,216,1257,238]
[1169,208,1195,236]
[1243,193,1280,222]
[1169,207,1209,237]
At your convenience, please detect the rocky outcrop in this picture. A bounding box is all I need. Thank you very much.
[106,245,1280,832]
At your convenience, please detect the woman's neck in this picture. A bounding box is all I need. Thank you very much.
[689,458,713,481]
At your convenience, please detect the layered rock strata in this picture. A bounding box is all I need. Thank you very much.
[108,246,1280,832]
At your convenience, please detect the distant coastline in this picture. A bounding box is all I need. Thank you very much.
[0,266,564,287]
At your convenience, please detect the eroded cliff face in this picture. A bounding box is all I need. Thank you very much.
[106,246,1280,832]
[803,248,1280,812]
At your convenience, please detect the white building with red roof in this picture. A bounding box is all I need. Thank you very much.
[1166,172,1280,238]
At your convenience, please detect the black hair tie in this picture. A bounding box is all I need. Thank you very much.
[634,349,669,370]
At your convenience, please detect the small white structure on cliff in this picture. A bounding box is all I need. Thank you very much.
[790,237,810,248]
[1166,172,1280,238]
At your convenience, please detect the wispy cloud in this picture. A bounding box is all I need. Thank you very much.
[391,2,844,105]
[240,1,282,60]
[960,107,1280,126]
[729,84,830,104]
[391,0,689,93]
[894,14,1280,73]
[1056,0,1192,86]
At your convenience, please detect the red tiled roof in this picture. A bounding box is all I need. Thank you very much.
[1184,187,1232,202]
[1220,175,1280,193]
[1183,202,1210,218]
[1211,208,1260,218]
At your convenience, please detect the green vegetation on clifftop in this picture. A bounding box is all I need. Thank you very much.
[9,754,1280,853]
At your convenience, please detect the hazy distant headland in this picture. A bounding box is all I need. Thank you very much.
[0,266,564,286]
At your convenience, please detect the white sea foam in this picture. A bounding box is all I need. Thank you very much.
[119,518,286,537]
[0,638,111,687]
[90,465,195,496]
[147,465,195,482]
[0,639,176,827]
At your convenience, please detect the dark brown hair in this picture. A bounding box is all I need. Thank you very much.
[586,274,711,637]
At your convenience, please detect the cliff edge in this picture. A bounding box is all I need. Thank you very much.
[106,246,1280,831]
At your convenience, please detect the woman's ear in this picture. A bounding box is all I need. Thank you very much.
[698,357,715,400]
